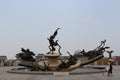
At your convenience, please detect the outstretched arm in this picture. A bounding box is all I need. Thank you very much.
[53,28,60,37]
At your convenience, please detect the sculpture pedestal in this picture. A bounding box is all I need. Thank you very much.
[38,53,61,71]
[53,72,69,76]
[37,53,81,71]
[45,53,60,68]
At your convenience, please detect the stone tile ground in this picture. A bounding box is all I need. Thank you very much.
[0,66,120,80]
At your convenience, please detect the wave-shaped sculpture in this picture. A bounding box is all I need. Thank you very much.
[16,28,110,71]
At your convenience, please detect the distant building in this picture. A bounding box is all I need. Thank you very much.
[35,54,69,60]
[93,57,109,65]
[92,56,120,66]
[0,56,7,66]
[113,56,120,65]
[35,54,46,60]
[4,59,20,66]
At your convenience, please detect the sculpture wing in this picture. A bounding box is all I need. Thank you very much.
[53,28,60,37]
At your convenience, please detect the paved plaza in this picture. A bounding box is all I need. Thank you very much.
[0,66,120,80]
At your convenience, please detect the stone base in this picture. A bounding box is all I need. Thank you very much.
[19,60,34,67]
[45,53,61,70]
[44,53,60,57]
[37,53,81,71]
[53,72,69,76]
[38,53,61,70]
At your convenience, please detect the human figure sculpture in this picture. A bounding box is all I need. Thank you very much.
[67,51,77,65]
[81,40,109,59]
[21,48,35,56]
[47,28,61,55]
[94,40,106,51]
[107,50,114,59]
[16,48,35,61]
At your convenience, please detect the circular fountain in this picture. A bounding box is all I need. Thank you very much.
[8,28,110,75]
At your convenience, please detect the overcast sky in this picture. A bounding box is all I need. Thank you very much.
[0,0,120,59]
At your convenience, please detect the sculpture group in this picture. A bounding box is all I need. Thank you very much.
[16,28,110,71]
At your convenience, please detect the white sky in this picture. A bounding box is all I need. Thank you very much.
[0,0,120,59]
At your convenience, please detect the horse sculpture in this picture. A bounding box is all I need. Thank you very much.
[47,28,61,55]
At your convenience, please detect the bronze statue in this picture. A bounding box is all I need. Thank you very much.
[16,48,35,61]
[107,50,114,59]
[67,51,77,65]
[13,28,110,72]
[81,40,110,59]
[57,51,77,70]
[47,28,61,55]
[57,59,70,70]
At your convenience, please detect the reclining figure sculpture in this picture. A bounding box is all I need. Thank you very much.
[81,40,110,59]
[16,48,35,61]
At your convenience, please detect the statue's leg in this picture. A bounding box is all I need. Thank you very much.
[58,44,62,55]
[47,45,52,54]
[51,46,55,54]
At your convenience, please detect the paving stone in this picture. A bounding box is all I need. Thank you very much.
[0,66,120,80]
